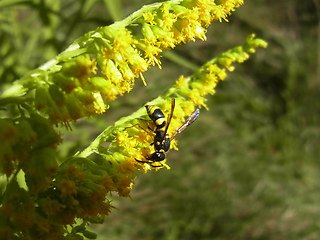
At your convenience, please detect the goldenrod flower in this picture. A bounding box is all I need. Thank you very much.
[143,12,157,25]
[11,0,247,125]
[0,1,269,239]
[92,91,107,114]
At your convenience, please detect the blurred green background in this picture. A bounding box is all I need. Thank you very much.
[1,0,319,239]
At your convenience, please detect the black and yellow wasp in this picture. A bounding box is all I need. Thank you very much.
[136,99,200,167]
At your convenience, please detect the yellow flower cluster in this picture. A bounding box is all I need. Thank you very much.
[34,55,106,125]
[93,0,244,96]
[28,0,243,125]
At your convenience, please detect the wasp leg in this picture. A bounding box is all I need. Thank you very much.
[135,159,152,164]
[149,162,164,168]
[126,120,155,133]
[135,159,163,168]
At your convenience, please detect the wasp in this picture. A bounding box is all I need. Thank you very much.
[136,99,200,167]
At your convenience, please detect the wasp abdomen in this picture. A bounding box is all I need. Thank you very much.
[145,105,166,129]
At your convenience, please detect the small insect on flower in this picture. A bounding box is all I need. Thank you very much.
[136,99,200,168]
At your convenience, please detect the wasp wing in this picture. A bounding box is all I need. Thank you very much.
[170,108,200,140]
